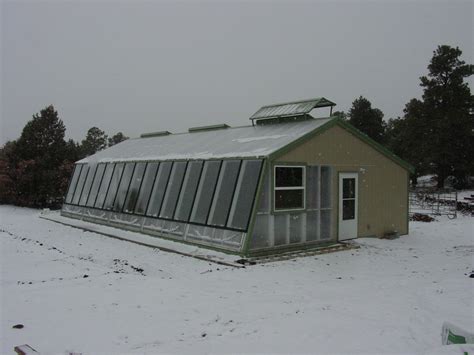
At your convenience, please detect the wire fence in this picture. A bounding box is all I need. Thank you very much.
[409,189,458,219]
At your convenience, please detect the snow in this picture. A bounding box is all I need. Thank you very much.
[1,205,473,354]
[232,135,287,143]
[77,118,332,164]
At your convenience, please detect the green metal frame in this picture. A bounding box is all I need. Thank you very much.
[242,159,268,256]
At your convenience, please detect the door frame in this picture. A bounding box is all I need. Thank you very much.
[338,172,359,241]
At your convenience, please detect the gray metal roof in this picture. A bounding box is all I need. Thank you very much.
[249,97,336,121]
[78,117,333,164]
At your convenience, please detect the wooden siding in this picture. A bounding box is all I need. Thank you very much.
[274,124,409,239]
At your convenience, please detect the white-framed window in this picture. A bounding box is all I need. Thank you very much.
[274,165,306,211]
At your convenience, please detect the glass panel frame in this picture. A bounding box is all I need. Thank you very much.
[189,160,222,225]
[174,161,204,222]
[123,162,147,214]
[94,163,116,209]
[72,165,89,205]
[86,163,106,207]
[159,161,187,219]
[112,162,136,212]
[227,160,263,231]
[65,164,83,204]
[134,162,159,215]
[207,160,242,227]
[79,164,98,206]
[103,163,125,210]
[273,165,306,212]
[146,161,173,217]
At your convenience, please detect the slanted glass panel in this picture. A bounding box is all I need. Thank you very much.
[86,163,106,207]
[174,161,203,222]
[207,160,241,227]
[112,162,135,211]
[146,162,173,217]
[159,162,187,219]
[65,164,82,204]
[79,164,97,206]
[72,165,89,205]
[135,162,159,215]
[227,160,262,230]
[189,160,221,225]
[103,163,125,210]
[95,163,115,209]
[123,162,147,213]
[321,166,332,208]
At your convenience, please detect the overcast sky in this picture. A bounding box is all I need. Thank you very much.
[1,0,472,145]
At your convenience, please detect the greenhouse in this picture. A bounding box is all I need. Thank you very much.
[61,97,414,256]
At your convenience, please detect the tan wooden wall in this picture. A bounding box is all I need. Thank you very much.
[275,124,409,238]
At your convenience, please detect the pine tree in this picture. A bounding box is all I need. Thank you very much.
[108,132,129,147]
[80,127,108,157]
[4,105,73,207]
[418,45,473,188]
[348,96,386,143]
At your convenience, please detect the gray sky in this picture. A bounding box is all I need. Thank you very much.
[1,0,472,145]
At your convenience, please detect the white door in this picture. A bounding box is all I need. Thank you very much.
[338,173,358,241]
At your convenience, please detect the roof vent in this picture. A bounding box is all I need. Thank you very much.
[250,97,336,125]
[188,123,230,133]
[140,131,171,138]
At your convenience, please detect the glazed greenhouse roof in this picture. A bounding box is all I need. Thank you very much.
[78,117,333,164]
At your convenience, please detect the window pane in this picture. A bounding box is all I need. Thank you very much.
[343,199,355,220]
[123,162,147,213]
[208,160,241,227]
[135,162,159,215]
[343,178,356,199]
[146,162,173,217]
[79,164,97,206]
[159,162,187,219]
[275,189,304,210]
[189,160,221,224]
[103,163,125,210]
[174,161,203,222]
[306,165,319,209]
[321,166,332,209]
[227,160,262,230]
[112,163,135,211]
[94,163,115,209]
[86,164,106,207]
[72,165,89,205]
[65,165,82,203]
[275,167,303,187]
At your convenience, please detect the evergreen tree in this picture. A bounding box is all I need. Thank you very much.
[348,96,386,143]
[108,132,129,147]
[2,105,74,207]
[80,127,108,157]
[418,45,473,188]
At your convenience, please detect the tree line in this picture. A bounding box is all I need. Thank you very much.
[0,108,128,208]
[0,44,472,208]
[335,45,473,188]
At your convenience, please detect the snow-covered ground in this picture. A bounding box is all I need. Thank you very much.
[1,206,473,354]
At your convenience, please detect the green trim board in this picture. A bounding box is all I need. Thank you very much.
[268,117,415,174]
